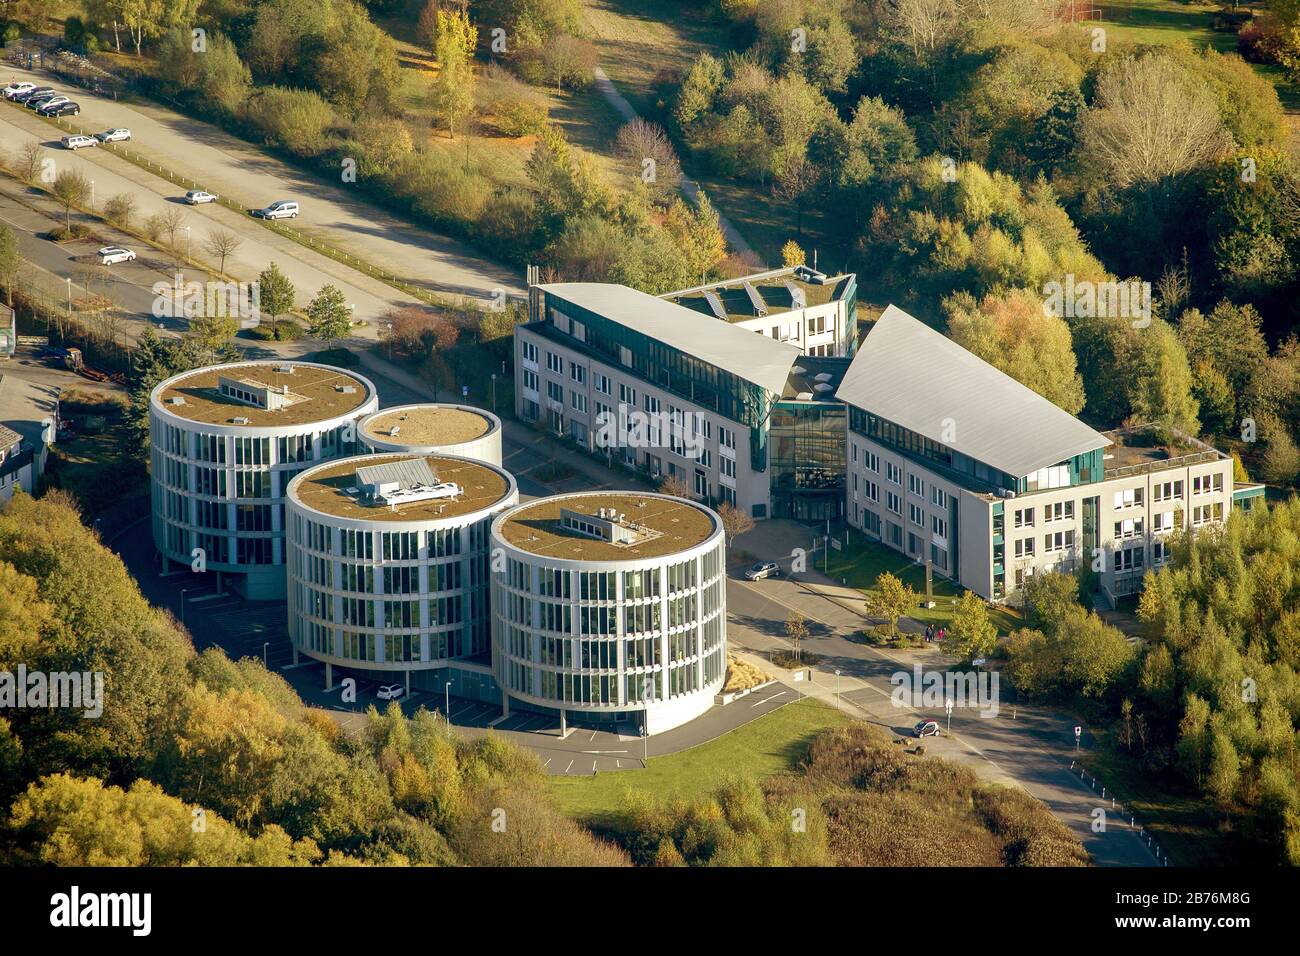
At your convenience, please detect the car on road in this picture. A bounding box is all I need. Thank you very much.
[24,90,60,109]
[376,684,405,701]
[61,134,97,150]
[98,246,136,265]
[184,190,218,205]
[253,200,299,220]
[744,560,781,581]
[39,100,80,117]
[12,86,52,103]
[914,719,942,738]
[2,81,35,99]
[95,128,131,143]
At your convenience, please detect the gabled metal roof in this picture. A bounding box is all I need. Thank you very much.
[835,305,1109,478]
[537,282,801,396]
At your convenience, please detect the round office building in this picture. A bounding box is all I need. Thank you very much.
[490,491,727,735]
[358,403,503,466]
[149,360,379,599]
[285,452,518,693]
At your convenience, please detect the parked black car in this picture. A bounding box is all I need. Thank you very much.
[39,101,80,117]
[12,86,53,103]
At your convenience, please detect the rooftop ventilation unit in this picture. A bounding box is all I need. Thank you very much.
[794,265,827,284]
[336,385,356,394]
[167,396,186,406]
[702,290,728,321]
[356,459,461,509]
[230,416,251,425]
[813,382,834,393]
[742,281,768,317]
[388,426,401,437]
[791,365,807,376]
[814,372,833,382]
[796,391,814,400]
[274,365,295,374]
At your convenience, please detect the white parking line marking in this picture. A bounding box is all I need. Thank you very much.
[564,760,574,774]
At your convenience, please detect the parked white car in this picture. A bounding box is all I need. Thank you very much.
[914,719,942,739]
[96,128,131,143]
[184,190,218,205]
[35,95,69,111]
[61,134,97,150]
[98,247,136,265]
[2,81,35,99]
[254,200,299,220]
[376,684,405,701]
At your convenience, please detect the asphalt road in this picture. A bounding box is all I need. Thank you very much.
[2,62,524,307]
[1,99,419,325]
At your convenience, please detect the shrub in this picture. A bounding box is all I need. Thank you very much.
[243,87,336,157]
[102,193,137,229]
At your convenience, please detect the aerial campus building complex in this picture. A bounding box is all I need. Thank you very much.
[838,307,1265,607]
[143,282,1261,733]
[516,266,857,522]
[149,360,379,599]
[285,452,519,696]
[491,492,727,734]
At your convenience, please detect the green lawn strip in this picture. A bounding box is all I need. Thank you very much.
[548,696,849,827]
[1078,725,1245,867]
[823,528,1023,634]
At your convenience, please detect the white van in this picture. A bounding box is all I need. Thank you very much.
[61,135,97,151]
[255,200,299,220]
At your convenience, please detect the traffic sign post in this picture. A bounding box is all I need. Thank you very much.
[945,697,954,736]
[1074,725,1083,750]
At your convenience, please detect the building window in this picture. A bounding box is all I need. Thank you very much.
[1014,507,1035,529]
[1114,488,1143,509]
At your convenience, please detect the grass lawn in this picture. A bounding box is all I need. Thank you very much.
[1098,1,1300,110]
[1080,726,1254,866]
[825,527,1023,634]
[548,696,848,826]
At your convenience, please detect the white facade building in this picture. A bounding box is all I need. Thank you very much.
[838,306,1264,607]
[491,491,727,735]
[661,265,858,358]
[285,452,518,692]
[149,360,379,599]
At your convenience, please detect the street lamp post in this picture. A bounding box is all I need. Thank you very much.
[65,276,72,315]
[834,669,842,711]
[179,588,189,625]
[444,681,452,722]
[490,373,497,413]
[263,642,269,667]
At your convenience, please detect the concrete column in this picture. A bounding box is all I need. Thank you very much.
[560,708,567,735]
[324,661,333,691]
[405,669,410,695]
[292,645,299,666]
[501,690,510,717]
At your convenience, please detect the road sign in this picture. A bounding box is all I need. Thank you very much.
[1074,726,1082,738]
[17,335,48,346]
[792,671,804,682]
[972,657,986,667]
[945,698,954,715]
[830,537,842,551]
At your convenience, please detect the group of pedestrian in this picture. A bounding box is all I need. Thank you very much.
[923,624,946,644]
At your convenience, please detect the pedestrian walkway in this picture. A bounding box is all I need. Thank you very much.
[591,65,759,261]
